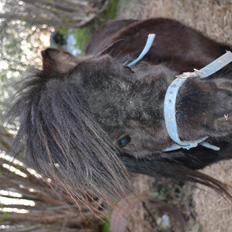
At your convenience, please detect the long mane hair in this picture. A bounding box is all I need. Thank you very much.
[6,57,129,208]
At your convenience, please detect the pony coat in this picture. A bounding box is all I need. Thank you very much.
[7,18,232,207]
[86,18,232,167]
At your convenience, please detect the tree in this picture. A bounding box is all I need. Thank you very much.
[0,0,110,28]
[0,1,109,230]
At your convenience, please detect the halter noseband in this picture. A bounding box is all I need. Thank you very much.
[163,51,232,152]
[126,34,232,152]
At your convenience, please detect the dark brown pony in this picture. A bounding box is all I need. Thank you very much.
[7,18,232,207]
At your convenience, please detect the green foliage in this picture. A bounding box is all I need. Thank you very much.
[71,0,119,52]
[57,0,119,53]
[58,28,69,39]
[102,218,111,232]
[151,188,170,201]
[73,27,92,52]
[102,0,118,21]
[56,27,91,54]
[0,212,12,222]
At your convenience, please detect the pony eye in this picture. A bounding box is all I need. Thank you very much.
[117,135,131,148]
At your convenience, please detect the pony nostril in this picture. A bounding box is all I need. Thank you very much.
[117,135,131,148]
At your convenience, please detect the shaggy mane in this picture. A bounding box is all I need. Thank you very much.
[7,70,129,207]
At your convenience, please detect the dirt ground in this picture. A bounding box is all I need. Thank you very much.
[117,0,232,231]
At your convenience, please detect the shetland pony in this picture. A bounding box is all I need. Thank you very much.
[7,18,232,207]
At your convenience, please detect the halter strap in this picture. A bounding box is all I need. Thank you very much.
[196,51,232,78]
[127,34,156,68]
[163,51,232,152]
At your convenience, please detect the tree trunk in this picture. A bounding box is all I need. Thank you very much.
[1,0,110,28]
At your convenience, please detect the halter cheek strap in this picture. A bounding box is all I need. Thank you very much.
[126,34,156,68]
[163,51,232,152]
[196,51,232,78]
[124,34,232,152]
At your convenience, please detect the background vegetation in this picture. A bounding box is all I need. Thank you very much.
[1,0,232,231]
[0,1,118,231]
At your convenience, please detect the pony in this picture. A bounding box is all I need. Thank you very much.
[7,18,232,208]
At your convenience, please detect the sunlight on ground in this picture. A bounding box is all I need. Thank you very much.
[0,151,37,213]
[0,60,9,70]
[0,190,22,198]
[0,196,35,206]
[2,163,27,178]
[0,208,29,214]
[0,1,3,12]
[0,151,42,178]
[0,152,24,166]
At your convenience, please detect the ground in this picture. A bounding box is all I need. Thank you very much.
[116,0,232,231]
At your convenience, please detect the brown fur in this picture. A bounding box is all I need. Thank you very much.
[7,18,232,209]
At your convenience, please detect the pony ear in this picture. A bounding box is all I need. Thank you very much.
[41,48,78,74]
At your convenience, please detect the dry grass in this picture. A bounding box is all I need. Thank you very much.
[117,0,232,231]
[193,161,232,232]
